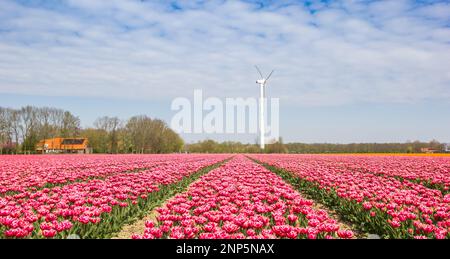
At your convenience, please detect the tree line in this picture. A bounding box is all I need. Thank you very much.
[284,140,445,153]
[0,106,183,154]
[1,105,446,154]
[84,115,183,154]
[185,139,288,153]
[185,139,446,154]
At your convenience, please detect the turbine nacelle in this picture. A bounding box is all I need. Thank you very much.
[254,65,274,86]
[256,79,266,85]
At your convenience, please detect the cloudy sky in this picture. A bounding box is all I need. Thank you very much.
[1,0,449,143]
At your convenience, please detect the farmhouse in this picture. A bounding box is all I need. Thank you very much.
[420,147,438,154]
[36,137,91,154]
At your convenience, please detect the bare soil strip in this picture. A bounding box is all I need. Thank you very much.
[309,197,366,238]
[112,201,164,239]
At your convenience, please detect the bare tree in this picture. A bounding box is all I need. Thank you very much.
[94,116,122,153]
[10,109,21,153]
[0,108,8,154]
[36,107,52,140]
[109,117,121,154]
[60,111,81,137]
[125,115,182,154]
[20,106,37,153]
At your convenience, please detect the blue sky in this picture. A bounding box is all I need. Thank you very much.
[1,0,450,143]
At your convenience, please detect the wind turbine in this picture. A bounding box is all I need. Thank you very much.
[255,65,274,150]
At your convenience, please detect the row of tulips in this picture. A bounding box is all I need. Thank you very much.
[0,154,214,195]
[132,156,354,239]
[249,154,450,239]
[299,155,450,193]
[0,154,229,238]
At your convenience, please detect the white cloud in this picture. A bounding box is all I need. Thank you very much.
[0,0,449,106]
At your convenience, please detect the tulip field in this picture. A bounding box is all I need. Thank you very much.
[249,154,450,239]
[0,154,228,238]
[131,156,353,239]
[0,153,449,239]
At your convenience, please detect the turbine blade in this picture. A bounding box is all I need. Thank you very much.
[266,70,274,81]
[255,65,264,78]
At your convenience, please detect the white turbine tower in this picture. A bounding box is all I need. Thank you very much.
[255,66,274,150]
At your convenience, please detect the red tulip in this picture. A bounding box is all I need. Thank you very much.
[287,231,298,239]
[363,202,372,210]
[337,229,354,239]
[287,214,298,223]
[144,221,154,228]
[78,215,90,224]
[131,234,141,239]
[222,222,239,234]
[42,229,57,238]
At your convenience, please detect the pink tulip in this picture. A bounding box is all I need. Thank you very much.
[246,229,256,236]
[42,229,57,238]
[307,233,317,239]
[144,221,154,228]
[308,219,320,228]
[363,202,372,210]
[287,231,298,239]
[131,234,141,239]
[222,222,239,234]
[287,214,298,223]
[78,215,90,224]
[337,229,354,239]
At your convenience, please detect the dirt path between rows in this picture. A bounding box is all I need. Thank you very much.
[111,177,204,239]
[112,203,164,239]
[309,199,367,239]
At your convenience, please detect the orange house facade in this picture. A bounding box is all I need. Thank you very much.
[36,138,91,154]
